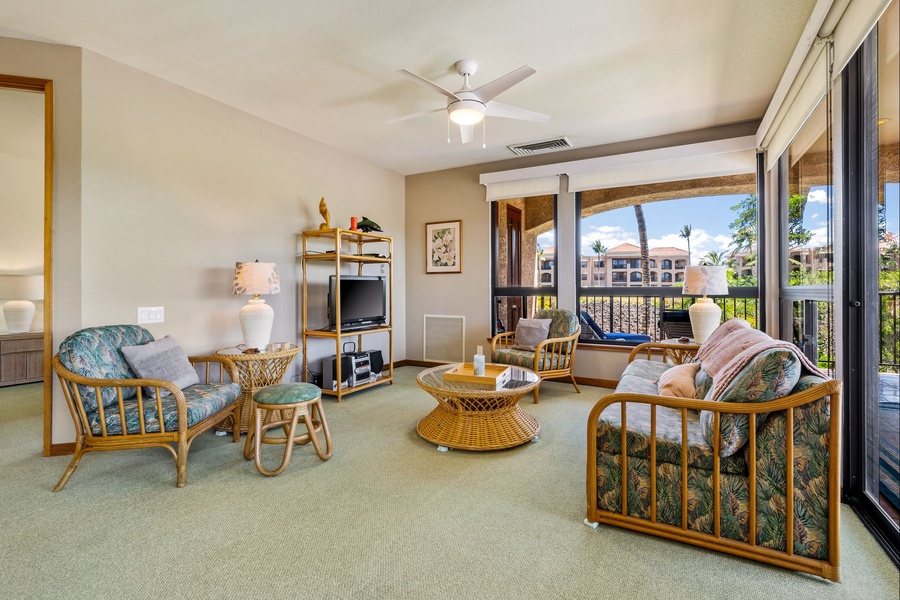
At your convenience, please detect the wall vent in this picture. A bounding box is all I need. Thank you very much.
[507,136,573,156]
[423,314,465,363]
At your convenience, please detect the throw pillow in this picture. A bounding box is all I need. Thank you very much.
[657,362,701,397]
[513,318,553,351]
[121,335,200,398]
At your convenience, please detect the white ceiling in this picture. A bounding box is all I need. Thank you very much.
[0,0,818,175]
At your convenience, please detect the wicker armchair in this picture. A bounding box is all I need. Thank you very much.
[52,325,242,490]
[490,308,581,403]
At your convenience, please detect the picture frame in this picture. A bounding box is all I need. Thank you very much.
[425,220,462,274]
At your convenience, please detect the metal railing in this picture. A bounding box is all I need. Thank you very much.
[881,291,900,373]
[578,286,759,342]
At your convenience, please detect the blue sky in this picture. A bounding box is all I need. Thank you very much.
[536,184,900,263]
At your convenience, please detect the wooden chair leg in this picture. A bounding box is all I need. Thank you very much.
[533,384,540,404]
[254,407,302,477]
[304,400,332,460]
[175,438,188,488]
[53,441,85,492]
[569,373,581,393]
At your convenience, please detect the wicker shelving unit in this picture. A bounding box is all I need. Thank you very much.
[300,228,393,401]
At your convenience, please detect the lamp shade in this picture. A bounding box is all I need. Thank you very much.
[232,262,280,296]
[232,262,280,350]
[682,266,728,345]
[682,265,728,297]
[0,275,44,334]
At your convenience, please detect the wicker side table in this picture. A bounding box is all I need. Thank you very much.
[415,364,540,451]
[214,344,300,433]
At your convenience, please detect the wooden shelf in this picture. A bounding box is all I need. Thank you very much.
[300,228,394,402]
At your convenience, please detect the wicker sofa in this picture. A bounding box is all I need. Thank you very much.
[52,325,242,490]
[586,319,842,582]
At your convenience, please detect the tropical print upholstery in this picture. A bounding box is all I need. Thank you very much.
[594,367,833,560]
[752,375,832,559]
[57,325,155,411]
[490,348,565,370]
[695,367,713,399]
[84,383,241,436]
[491,309,579,369]
[700,348,801,457]
[533,309,580,338]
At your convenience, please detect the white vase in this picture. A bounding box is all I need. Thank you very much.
[4,300,35,334]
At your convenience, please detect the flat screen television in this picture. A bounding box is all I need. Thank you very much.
[328,275,387,331]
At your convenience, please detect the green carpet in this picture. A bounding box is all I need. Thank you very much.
[0,368,897,599]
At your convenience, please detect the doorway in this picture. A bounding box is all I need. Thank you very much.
[0,75,54,456]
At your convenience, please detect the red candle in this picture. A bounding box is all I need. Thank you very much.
[350,217,358,230]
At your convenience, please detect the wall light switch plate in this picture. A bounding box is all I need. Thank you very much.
[138,306,164,324]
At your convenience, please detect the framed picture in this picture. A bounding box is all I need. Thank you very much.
[426,220,462,274]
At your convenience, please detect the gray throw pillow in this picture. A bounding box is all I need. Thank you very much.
[513,318,553,351]
[121,335,200,398]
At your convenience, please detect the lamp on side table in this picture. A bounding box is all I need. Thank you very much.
[682,265,728,344]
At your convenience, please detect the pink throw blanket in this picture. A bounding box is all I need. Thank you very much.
[697,318,829,401]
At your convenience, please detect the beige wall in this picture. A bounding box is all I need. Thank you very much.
[2,37,406,444]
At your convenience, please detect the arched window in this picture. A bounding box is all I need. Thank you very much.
[630,272,642,282]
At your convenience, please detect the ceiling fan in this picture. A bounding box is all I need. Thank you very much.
[389,60,550,144]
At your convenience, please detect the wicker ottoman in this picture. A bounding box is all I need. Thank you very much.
[243,383,332,476]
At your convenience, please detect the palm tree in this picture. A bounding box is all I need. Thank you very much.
[590,239,607,262]
[634,205,651,331]
[701,250,729,266]
[679,224,692,265]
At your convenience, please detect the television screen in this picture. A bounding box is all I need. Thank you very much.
[328,275,387,330]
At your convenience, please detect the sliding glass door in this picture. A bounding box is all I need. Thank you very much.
[842,2,899,563]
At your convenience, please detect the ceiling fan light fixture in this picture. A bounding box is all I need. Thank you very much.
[448,99,485,125]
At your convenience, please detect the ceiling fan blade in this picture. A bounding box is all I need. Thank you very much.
[485,101,550,123]
[471,65,536,103]
[386,107,444,125]
[459,123,474,144]
[398,69,461,101]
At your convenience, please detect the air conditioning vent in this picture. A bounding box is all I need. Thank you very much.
[508,136,573,156]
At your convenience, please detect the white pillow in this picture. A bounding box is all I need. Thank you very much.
[657,363,701,398]
[121,335,200,398]
[513,318,553,351]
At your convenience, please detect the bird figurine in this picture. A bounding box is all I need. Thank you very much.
[318,197,331,230]
[357,216,382,233]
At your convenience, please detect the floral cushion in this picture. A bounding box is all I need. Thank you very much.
[85,383,240,435]
[57,325,155,412]
[700,348,801,457]
[695,367,713,399]
[532,308,579,338]
[491,348,565,370]
[597,400,748,477]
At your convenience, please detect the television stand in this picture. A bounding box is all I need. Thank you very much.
[300,228,394,402]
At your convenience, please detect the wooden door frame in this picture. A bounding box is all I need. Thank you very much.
[0,75,54,456]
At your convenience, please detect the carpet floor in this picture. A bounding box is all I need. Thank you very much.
[0,368,898,600]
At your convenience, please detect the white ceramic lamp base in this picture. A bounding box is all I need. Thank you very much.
[689,297,722,345]
[239,298,274,350]
[3,300,36,334]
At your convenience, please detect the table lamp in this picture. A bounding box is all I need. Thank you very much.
[232,261,280,350]
[0,274,44,334]
[682,265,728,344]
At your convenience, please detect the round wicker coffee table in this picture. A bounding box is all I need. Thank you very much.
[415,364,540,451]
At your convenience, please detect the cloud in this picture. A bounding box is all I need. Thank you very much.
[808,226,829,248]
[807,189,829,203]
[580,225,636,254]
